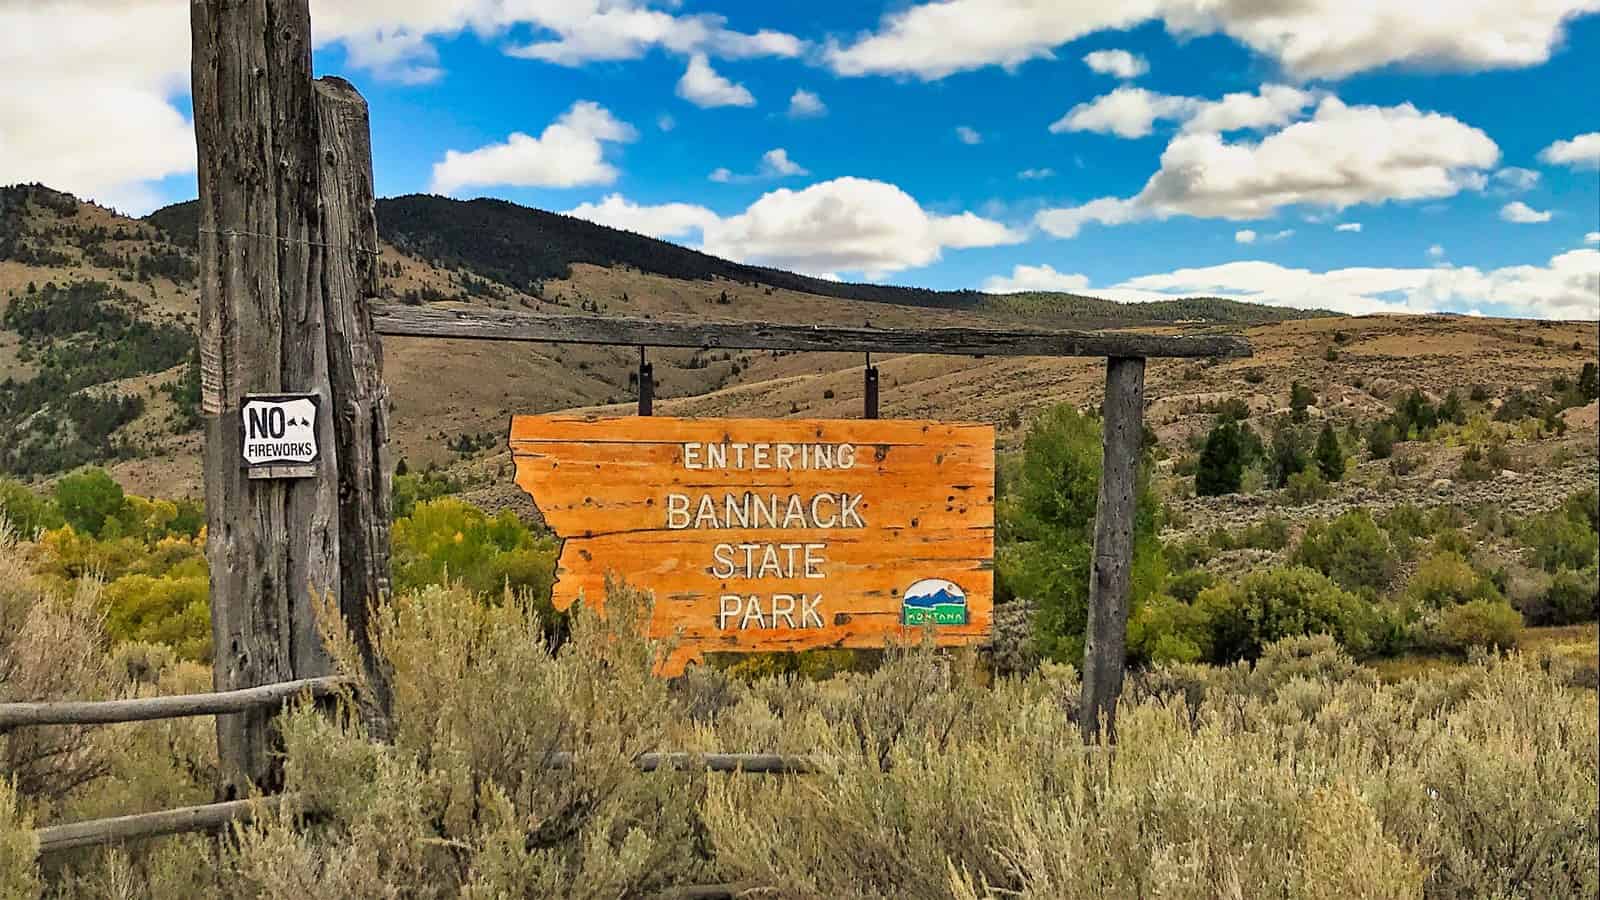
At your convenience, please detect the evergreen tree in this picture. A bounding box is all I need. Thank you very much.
[1289,381,1316,422]
[1315,421,1345,483]
[1196,420,1245,496]
[1271,424,1308,488]
[1580,362,1598,402]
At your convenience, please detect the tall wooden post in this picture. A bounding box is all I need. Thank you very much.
[191,0,390,796]
[1079,356,1145,743]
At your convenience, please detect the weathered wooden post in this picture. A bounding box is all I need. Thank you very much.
[191,0,390,796]
[1079,356,1145,743]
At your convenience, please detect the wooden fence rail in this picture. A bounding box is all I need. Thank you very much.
[0,677,351,730]
[370,303,1253,359]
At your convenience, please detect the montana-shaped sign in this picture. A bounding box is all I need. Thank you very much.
[510,415,995,675]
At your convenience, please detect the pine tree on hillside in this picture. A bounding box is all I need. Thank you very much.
[1315,421,1345,483]
[1196,420,1245,497]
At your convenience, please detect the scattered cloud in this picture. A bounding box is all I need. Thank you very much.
[990,250,1599,319]
[429,100,636,194]
[676,53,756,108]
[1501,200,1553,223]
[1587,232,1600,244]
[1049,84,1317,139]
[788,89,827,118]
[1182,85,1320,134]
[1083,49,1147,79]
[656,113,676,132]
[1335,223,1362,232]
[1235,229,1256,244]
[1492,167,1541,192]
[1429,244,1447,259]
[1037,97,1498,235]
[708,148,811,183]
[822,0,1596,81]
[956,125,983,145]
[563,193,720,239]
[1017,168,1056,180]
[497,4,805,67]
[1538,132,1600,169]
[1050,87,1196,139]
[981,264,1091,293]
[567,177,1024,279]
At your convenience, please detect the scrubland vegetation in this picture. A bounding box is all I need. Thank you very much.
[2,533,1595,897]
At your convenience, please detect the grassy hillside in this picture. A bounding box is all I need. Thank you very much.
[146,193,1328,325]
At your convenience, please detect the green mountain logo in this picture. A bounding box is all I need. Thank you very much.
[901,578,968,626]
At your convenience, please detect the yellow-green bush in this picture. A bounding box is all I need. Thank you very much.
[1406,551,1502,609]
[1432,599,1522,652]
[390,498,559,615]
[1194,566,1374,661]
[100,574,210,662]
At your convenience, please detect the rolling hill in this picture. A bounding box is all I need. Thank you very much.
[3,182,1594,509]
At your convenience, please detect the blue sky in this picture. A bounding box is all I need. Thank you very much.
[6,1,1599,318]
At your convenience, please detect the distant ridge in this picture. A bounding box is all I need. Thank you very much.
[145,194,1335,324]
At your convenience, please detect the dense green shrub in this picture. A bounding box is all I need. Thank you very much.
[1431,599,1521,652]
[0,480,64,538]
[1194,566,1373,661]
[1283,468,1329,503]
[1270,423,1309,487]
[1523,565,1600,626]
[1195,419,1244,496]
[1127,594,1212,663]
[1366,420,1397,459]
[1315,421,1345,482]
[54,467,126,537]
[390,498,559,616]
[1292,510,1398,594]
[1405,552,1503,609]
[1519,492,1599,573]
[996,405,1162,664]
[101,574,211,662]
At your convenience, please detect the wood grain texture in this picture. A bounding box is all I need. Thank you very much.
[372,304,1253,359]
[191,2,391,792]
[512,415,995,675]
[0,677,350,730]
[192,0,333,797]
[34,795,298,857]
[1079,356,1146,743]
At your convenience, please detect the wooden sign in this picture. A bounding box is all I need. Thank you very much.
[240,393,320,479]
[511,415,994,675]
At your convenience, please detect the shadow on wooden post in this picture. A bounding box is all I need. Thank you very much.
[1079,355,1146,744]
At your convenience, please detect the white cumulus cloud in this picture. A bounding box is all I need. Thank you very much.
[676,53,756,108]
[1009,250,1600,319]
[1501,201,1553,223]
[788,89,827,118]
[1234,229,1256,244]
[981,264,1091,293]
[1050,84,1317,139]
[708,148,810,183]
[567,178,1022,279]
[1336,223,1362,232]
[956,126,983,145]
[1038,97,1499,235]
[563,194,720,240]
[823,0,1599,81]
[1539,132,1600,169]
[1586,232,1600,244]
[429,101,635,194]
[1083,49,1147,79]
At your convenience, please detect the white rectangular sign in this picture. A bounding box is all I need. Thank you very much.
[241,393,320,477]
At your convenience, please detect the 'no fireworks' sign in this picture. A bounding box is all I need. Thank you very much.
[511,414,995,675]
[240,394,320,479]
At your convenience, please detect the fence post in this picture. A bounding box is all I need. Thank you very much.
[1079,355,1145,743]
[191,0,390,794]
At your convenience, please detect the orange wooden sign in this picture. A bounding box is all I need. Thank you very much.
[510,415,995,675]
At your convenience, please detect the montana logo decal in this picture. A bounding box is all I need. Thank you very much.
[901,578,968,626]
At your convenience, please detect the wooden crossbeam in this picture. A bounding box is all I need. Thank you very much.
[34,796,298,857]
[0,677,350,730]
[371,303,1252,359]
